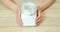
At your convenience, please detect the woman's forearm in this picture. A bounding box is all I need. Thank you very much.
[1,0,18,12]
[1,0,54,12]
[39,0,54,11]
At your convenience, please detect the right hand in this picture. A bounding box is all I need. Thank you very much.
[16,6,23,26]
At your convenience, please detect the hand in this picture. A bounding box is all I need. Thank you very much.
[16,6,23,26]
[16,6,41,26]
[36,7,41,26]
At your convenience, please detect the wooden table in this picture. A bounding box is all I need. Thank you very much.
[0,0,60,32]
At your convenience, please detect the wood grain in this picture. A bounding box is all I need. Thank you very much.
[0,0,60,32]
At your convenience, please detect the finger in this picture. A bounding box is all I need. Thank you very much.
[36,22,40,26]
[36,15,40,20]
[16,7,21,20]
[36,18,40,24]
[36,11,40,20]
[17,12,22,23]
[36,16,40,24]
[36,19,40,23]
[17,18,23,26]
[36,20,40,26]
[16,11,21,21]
[36,12,40,26]
[17,15,23,26]
[16,12,22,22]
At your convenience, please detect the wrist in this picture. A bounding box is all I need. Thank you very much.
[12,5,18,12]
[37,6,42,12]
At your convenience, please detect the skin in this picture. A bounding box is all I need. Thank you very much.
[0,0,54,26]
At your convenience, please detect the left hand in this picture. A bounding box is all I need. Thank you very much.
[36,7,41,26]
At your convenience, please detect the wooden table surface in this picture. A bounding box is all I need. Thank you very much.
[0,0,60,32]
